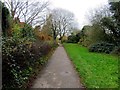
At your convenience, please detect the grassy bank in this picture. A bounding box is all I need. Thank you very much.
[63,43,118,88]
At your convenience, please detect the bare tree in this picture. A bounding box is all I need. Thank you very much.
[4,0,49,26]
[51,8,78,40]
[86,5,112,25]
[85,5,113,36]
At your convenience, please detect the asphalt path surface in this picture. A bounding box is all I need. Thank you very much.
[31,46,84,88]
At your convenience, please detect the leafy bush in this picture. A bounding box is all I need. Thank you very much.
[21,24,34,38]
[2,37,55,88]
[67,34,80,43]
[88,42,115,54]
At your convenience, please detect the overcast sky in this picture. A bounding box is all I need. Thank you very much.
[49,0,109,29]
[4,0,109,29]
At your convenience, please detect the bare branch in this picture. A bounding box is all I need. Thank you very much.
[4,0,49,26]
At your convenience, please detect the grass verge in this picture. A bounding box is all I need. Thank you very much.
[63,43,118,88]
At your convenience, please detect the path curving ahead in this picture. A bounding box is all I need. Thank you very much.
[31,45,84,88]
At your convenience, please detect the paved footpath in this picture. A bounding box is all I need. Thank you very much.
[31,45,84,88]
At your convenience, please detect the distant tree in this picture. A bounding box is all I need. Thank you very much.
[53,8,77,40]
[86,5,111,25]
[48,8,78,42]
[41,15,53,37]
[50,14,59,41]
[67,32,80,43]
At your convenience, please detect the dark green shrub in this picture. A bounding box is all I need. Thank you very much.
[2,37,54,88]
[88,42,115,54]
[67,34,80,43]
[1,2,11,37]
[21,24,34,39]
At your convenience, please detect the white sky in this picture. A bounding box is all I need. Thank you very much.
[4,0,109,29]
[49,0,109,29]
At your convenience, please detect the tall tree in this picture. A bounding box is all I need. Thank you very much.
[4,0,49,26]
[110,1,120,37]
[50,8,78,41]
[101,1,120,45]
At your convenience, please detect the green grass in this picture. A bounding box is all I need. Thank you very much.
[63,43,118,88]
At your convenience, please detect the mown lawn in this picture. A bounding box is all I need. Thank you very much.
[63,43,118,88]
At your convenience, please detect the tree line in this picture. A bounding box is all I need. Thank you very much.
[1,0,78,40]
[67,1,120,55]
